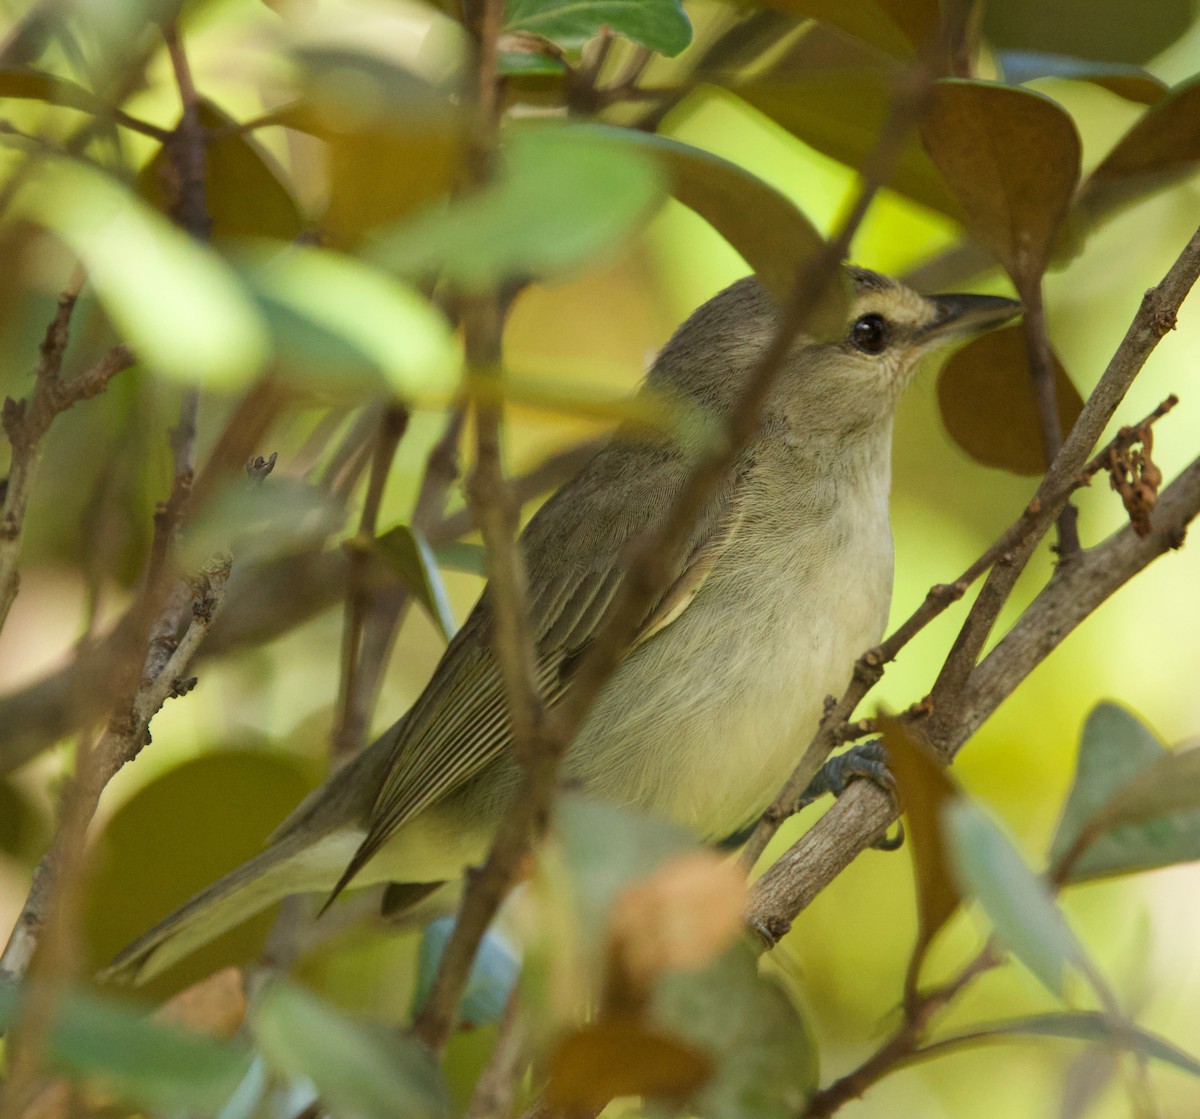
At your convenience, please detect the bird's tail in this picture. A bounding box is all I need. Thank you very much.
[102,831,351,986]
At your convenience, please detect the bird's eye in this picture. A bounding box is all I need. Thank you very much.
[850,313,890,355]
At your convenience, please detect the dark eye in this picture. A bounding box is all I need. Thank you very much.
[850,313,890,355]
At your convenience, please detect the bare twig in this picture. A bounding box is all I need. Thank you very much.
[0,284,133,633]
[928,224,1200,726]
[466,989,525,1119]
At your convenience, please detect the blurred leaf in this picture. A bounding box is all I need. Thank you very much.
[652,940,818,1119]
[571,125,848,326]
[86,752,311,1002]
[1077,76,1200,225]
[155,967,248,1041]
[879,716,962,1002]
[929,1013,1200,1077]
[413,918,520,1028]
[287,48,467,246]
[138,101,304,242]
[944,799,1086,998]
[504,0,692,56]
[1050,703,1200,883]
[252,982,451,1119]
[0,67,100,109]
[732,71,964,220]
[547,1016,711,1112]
[937,324,1083,475]
[0,984,252,1110]
[983,0,1195,66]
[996,51,1166,104]
[22,162,269,387]
[374,523,458,642]
[370,125,664,291]
[237,243,458,399]
[921,80,1080,287]
[435,540,486,576]
[0,776,44,858]
[756,0,939,58]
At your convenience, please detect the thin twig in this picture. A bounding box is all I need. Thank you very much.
[927,223,1200,730]
[466,988,525,1119]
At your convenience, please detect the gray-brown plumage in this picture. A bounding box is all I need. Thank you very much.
[107,270,1019,984]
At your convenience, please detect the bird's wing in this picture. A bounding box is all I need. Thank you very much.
[335,444,749,889]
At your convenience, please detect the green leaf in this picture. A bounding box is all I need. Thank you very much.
[504,0,692,57]
[138,100,305,241]
[997,51,1166,105]
[926,1013,1200,1078]
[1077,75,1200,226]
[732,71,964,221]
[22,162,269,387]
[435,540,486,576]
[568,125,848,326]
[0,67,100,110]
[237,243,458,400]
[252,982,452,1119]
[651,941,818,1119]
[370,125,664,291]
[936,324,1084,475]
[374,523,458,642]
[983,0,1195,67]
[921,80,1080,288]
[1050,703,1200,883]
[944,800,1085,998]
[0,984,252,1110]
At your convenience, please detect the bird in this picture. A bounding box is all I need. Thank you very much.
[106,267,1020,984]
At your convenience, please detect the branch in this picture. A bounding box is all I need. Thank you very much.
[746,452,1200,937]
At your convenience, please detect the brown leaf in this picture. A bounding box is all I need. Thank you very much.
[756,0,940,58]
[921,80,1080,287]
[1077,75,1200,223]
[605,851,746,1010]
[138,101,305,242]
[734,71,964,221]
[546,1016,712,1113]
[878,715,962,1007]
[937,324,1083,475]
[153,967,247,1041]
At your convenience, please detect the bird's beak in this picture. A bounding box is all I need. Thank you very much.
[920,292,1023,342]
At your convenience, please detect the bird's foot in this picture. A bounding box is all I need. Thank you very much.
[797,739,903,851]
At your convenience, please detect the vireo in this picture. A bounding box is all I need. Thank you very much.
[108,267,1019,983]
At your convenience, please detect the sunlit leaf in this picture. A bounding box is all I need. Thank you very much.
[944,800,1086,998]
[756,0,940,58]
[921,80,1080,287]
[569,125,848,326]
[1050,703,1200,883]
[374,523,458,641]
[370,125,664,290]
[547,1016,711,1112]
[937,324,1083,475]
[0,984,252,1111]
[504,0,692,56]
[879,716,962,1003]
[253,982,451,1119]
[732,71,964,221]
[22,163,269,387]
[1077,75,1200,225]
[997,51,1166,104]
[983,0,1195,67]
[928,1013,1200,1078]
[238,243,458,399]
[138,101,305,241]
[413,917,520,1028]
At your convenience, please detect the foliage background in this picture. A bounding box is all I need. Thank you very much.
[0,0,1198,1115]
